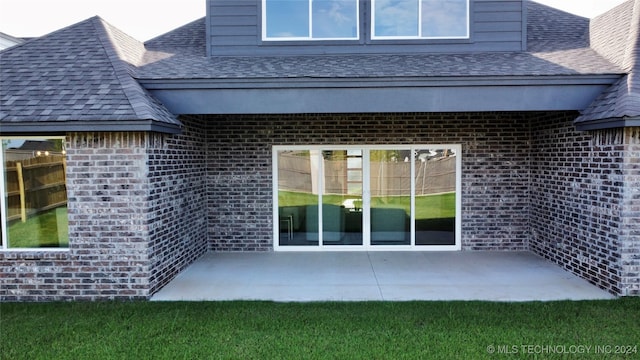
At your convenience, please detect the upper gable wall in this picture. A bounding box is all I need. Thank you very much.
[207,0,526,56]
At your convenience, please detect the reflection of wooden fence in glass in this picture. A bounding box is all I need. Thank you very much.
[4,155,67,222]
[413,156,456,195]
[370,157,455,196]
[278,152,313,193]
[279,152,455,196]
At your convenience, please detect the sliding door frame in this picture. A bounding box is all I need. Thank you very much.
[273,145,461,251]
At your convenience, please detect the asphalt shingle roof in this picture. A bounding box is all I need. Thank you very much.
[137,2,621,81]
[576,0,640,124]
[0,17,180,131]
[1,1,637,130]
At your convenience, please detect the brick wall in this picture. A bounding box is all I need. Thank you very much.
[205,112,533,251]
[2,112,636,300]
[0,117,208,301]
[529,114,627,295]
[0,132,152,301]
[147,116,209,295]
[621,127,640,295]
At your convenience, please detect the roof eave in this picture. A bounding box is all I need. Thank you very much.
[140,74,621,115]
[575,115,640,131]
[0,120,182,135]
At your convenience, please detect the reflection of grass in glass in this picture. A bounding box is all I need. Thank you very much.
[278,191,455,220]
[416,193,455,219]
[7,207,68,248]
[372,193,455,219]
[279,191,318,207]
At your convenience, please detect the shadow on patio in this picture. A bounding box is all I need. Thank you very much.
[151,251,615,302]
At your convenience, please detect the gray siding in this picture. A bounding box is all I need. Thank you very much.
[208,0,526,56]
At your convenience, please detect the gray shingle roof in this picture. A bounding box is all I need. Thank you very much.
[526,1,589,52]
[575,0,640,126]
[145,18,207,51]
[136,3,620,81]
[138,47,619,80]
[1,1,637,131]
[0,17,180,133]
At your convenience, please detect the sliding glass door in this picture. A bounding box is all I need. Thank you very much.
[322,150,363,246]
[274,145,460,250]
[414,148,458,246]
[369,149,411,245]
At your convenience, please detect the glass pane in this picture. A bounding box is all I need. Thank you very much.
[277,150,318,246]
[370,149,411,245]
[2,139,68,248]
[347,170,362,182]
[414,148,456,245]
[347,157,361,169]
[312,0,358,38]
[421,0,468,37]
[374,0,419,37]
[322,150,362,245]
[266,0,310,38]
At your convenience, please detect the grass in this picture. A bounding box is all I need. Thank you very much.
[279,191,455,220]
[7,207,68,248]
[1,299,639,359]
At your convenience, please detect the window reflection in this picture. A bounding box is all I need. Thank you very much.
[277,150,318,246]
[374,0,419,37]
[265,0,358,39]
[275,146,459,248]
[2,138,68,249]
[266,0,310,38]
[373,0,469,38]
[421,0,468,37]
[370,149,411,245]
[313,0,358,38]
[414,148,456,245]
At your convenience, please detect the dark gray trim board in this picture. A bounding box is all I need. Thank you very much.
[0,120,183,134]
[575,116,640,131]
[142,77,617,114]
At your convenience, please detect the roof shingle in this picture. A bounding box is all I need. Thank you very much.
[0,17,180,132]
[136,3,622,81]
[1,1,637,130]
[576,0,640,126]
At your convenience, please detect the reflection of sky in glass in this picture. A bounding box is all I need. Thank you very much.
[312,0,357,38]
[266,0,357,39]
[374,0,419,37]
[374,0,468,38]
[422,0,468,37]
[4,140,26,149]
[266,0,309,38]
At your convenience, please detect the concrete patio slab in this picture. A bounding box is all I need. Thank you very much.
[151,251,615,302]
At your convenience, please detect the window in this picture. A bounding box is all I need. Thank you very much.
[372,0,469,39]
[1,137,69,250]
[263,0,359,40]
[273,145,461,250]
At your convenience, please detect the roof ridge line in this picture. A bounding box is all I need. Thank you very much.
[0,16,101,55]
[91,17,156,121]
[623,0,640,73]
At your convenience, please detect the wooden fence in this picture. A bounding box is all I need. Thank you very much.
[4,155,67,222]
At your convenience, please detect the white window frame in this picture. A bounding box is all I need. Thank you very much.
[273,144,462,251]
[0,136,69,252]
[371,0,470,40]
[262,0,360,41]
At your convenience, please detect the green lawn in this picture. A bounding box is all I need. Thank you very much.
[7,207,68,248]
[1,300,638,359]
